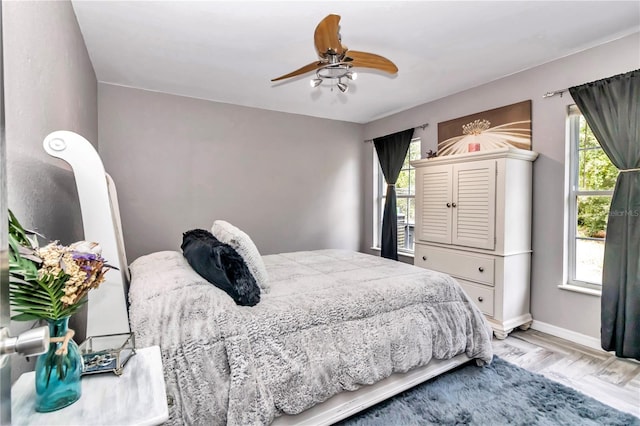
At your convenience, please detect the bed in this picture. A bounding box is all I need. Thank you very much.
[128,248,493,425]
[44,130,493,425]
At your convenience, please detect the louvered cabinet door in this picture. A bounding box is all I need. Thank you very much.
[416,165,452,244]
[451,160,496,250]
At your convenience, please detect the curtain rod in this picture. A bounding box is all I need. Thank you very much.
[543,88,568,98]
[364,122,429,143]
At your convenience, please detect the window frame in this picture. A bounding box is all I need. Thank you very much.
[567,105,614,290]
[373,138,420,254]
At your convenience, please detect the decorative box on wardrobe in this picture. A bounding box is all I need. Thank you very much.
[412,147,538,339]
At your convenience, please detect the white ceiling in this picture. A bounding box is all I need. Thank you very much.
[72,1,640,124]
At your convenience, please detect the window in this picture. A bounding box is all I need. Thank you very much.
[568,105,618,288]
[374,138,421,253]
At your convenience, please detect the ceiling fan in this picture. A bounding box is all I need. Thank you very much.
[271,14,398,92]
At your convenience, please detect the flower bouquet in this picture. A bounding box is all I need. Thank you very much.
[8,210,115,412]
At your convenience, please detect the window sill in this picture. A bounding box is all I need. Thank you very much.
[558,283,602,297]
[369,247,415,259]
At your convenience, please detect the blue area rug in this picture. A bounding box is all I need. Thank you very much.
[338,356,639,426]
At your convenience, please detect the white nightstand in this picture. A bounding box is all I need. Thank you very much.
[11,346,168,425]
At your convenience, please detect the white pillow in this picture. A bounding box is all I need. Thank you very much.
[211,220,270,293]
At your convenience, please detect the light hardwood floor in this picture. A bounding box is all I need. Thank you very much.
[493,329,640,418]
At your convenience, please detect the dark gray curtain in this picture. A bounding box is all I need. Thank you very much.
[374,128,415,260]
[569,69,640,360]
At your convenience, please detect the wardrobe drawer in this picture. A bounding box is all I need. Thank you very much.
[457,279,495,317]
[414,245,495,285]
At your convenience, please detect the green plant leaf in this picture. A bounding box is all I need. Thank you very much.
[11,313,42,321]
[8,209,105,321]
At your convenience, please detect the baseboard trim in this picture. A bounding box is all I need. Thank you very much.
[530,320,605,352]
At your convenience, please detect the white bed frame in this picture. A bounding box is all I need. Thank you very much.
[273,354,471,425]
[44,130,475,424]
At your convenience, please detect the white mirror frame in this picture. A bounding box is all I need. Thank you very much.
[43,131,130,337]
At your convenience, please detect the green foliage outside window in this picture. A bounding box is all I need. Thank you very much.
[577,117,619,238]
[396,141,420,196]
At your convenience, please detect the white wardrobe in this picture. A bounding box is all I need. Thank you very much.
[412,147,538,339]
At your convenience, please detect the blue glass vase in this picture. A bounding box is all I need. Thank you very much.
[35,317,82,412]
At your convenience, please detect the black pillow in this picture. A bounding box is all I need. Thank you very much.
[181,229,260,306]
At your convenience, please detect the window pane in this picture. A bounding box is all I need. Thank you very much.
[578,116,600,149]
[397,198,408,222]
[408,197,415,224]
[402,152,410,169]
[375,140,419,253]
[396,170,410,196]
[575,238,604,285]
[397,198,408,251]
[409,141,421,161]
[578,149,618,191]
[569,109,609,287]
[407,198,415,252]
[577,195,611,238]
[402,141,420,168]
[408,169,415,196]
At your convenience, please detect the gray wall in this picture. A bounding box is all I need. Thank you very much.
[98,83,365,263]
[362,33,640,339]
[3,1,97,379]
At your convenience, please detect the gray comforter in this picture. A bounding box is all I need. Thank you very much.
[128,249,493,425]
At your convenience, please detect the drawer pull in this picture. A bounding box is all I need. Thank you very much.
[478,267,484,272]
[446,203,451,208]
[422,256,427,261]
[452,202,457,207]
[478,297,484,302]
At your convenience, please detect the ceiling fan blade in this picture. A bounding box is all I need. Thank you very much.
[345,50,398,74]
[314,14,344,57]
[271,61,323,82]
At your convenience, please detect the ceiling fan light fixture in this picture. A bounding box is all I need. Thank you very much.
[270,14,398,94]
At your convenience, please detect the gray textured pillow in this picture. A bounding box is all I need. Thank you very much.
[211,220,270,293]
